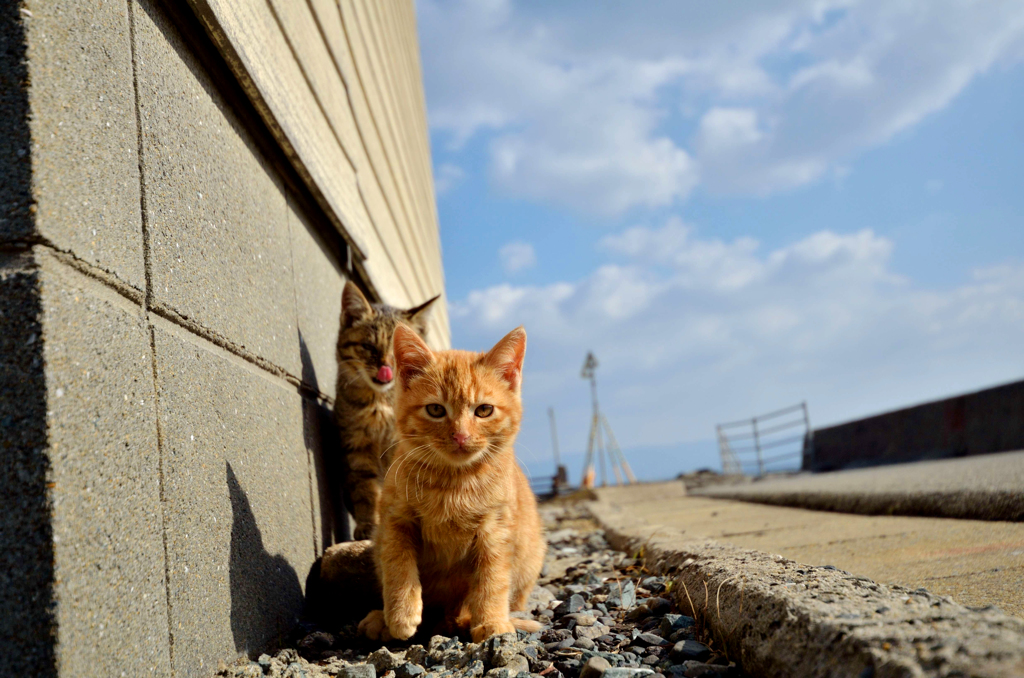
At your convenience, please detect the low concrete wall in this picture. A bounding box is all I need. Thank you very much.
[1,1,441,676]
[804,378,1024,471]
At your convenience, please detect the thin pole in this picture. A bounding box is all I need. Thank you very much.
[717,424,727,473]
[589,364,604,486]
[718,426,740,475]
[752,417,764,476]
[801,401,813,469]
[548,407,561,466]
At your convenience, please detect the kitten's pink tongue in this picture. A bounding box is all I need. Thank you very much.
[377,365,393,383]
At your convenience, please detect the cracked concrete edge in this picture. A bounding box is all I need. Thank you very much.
[585,498,1024,678]
[689,488,1024,523]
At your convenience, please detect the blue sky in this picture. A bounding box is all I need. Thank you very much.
[416,0,1024,483]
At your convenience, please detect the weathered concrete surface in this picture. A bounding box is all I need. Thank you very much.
[695,450,1024,522]
[40,254,172,677]
[153,326,316,677]
[289,196,344,402]
[7,0,147,290]
[134,0,299,375]
[0,249,173,677]
[805,378,1024,471]
[593,484,1024,619]
[589,485,1024,678]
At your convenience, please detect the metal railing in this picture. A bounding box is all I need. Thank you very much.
[716,402,811,477]
[529,464,570,499]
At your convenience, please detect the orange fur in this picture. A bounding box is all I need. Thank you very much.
[357,325,546,643]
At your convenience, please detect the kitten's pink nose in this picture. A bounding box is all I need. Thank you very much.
[453,431,469,446]
[376,365,393,383]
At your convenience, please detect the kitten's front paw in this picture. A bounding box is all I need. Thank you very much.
[470,619,516,642]
[357,609,392,641]
[353,522,375,541]
[385,597,423,641]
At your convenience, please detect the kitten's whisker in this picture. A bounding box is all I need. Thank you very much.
[516,458,533,482]
[389,452,414,500]
[387,444,432,481]
[413,459,428,502]
[384,447,417,484]
[380,436,422,459]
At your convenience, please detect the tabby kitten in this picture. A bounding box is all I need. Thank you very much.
[334,281,438,541]
[358,325,546,642]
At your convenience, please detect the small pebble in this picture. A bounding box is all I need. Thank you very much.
[556,594,588,615]
[603,669,655,678]
[395,664,425,678]
[579,656,611,678]
[669,641,711,663]
[633,633,670,648]
[337,667,376,678]
[554,659,582,676]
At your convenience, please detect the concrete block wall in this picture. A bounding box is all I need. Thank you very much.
[0,1,439,675]
[804,378,1024,471]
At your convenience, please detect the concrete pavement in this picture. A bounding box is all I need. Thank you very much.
[593,482,1024,619]
[588,484,1024,678]
[692,450,1024,521]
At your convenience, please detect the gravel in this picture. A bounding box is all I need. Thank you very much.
[213,504,749,678]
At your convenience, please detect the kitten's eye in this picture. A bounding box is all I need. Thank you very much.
[475,404,494,418]
[425,403,447,418]
[361,343,376,353]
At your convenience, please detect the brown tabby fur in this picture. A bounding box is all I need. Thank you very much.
[358,325,546,643]
[334,282,437,540]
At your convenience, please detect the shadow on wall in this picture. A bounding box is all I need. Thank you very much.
[0,261,56,676]
[299,331,350,547]
[0,3,55,672]
[227,462,303,656]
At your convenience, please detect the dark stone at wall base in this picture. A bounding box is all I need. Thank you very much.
[669,641,711,663]
[660,615,695,638]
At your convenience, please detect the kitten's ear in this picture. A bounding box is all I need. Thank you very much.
[394,324,433,382]
[483,326,527,391]
[402,294,440,337]
[341,281,373,326]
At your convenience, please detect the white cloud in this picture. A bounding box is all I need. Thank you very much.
[498,241,537,274]
[433,163,465,195]
[696,108,763,155]
[419,0,1024,209]
[451,220,1024,469]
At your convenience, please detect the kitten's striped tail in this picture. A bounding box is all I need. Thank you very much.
[511,618,543,633]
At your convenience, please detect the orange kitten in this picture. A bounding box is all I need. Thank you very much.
[358,325,545,642]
